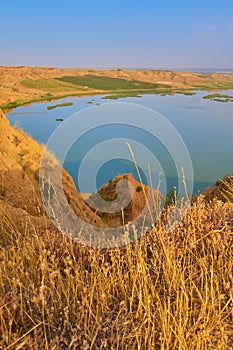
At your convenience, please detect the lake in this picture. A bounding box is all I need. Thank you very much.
[6,91,233,196]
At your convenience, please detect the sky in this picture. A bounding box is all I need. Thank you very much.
[0,0,233,69]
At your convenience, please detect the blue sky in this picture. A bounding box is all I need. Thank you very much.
[0,0,233,68]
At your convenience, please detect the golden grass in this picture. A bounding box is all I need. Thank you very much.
[0,195,233,349]
[218,177,233,203]
[21,78,88,93]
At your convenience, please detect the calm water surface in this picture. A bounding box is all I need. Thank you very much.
[6,91,233,195]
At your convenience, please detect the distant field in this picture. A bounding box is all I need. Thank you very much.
[21,78,87,93]
[56,75,167,91]
[194,82,233,90]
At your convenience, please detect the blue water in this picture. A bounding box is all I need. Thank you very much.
[6,91,233,195]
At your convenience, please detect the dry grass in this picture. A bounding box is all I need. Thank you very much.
[0,195,233,349]
[205,176,233,204]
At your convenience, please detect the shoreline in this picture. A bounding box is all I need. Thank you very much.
[2,86,233,113]
[1,66,233,111]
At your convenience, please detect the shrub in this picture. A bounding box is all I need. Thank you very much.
[136,185,143,193]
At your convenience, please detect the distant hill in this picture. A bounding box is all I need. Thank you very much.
[1,65,233,108]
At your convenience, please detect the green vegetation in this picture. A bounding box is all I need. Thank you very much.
[102,194,118,201]
[1,94,56,110]
[203,93,233,100]
[103,89,196,100]
[136,185,143,193]
[47,102,73,110]
[1,100,27,110]
[103,93,142,100]
[165,189,176,206]
[21,78,86,93]
[56,75,167,91]
[1,93,87,111]
[160,92,172,96]
[2,73,233,111]
[203,93,233,103]
[214,98,231,103]
[18,152,24,159]
[175,91,196,96]
[197,82,233,91]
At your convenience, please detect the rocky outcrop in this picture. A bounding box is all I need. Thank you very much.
[88,173,163,227]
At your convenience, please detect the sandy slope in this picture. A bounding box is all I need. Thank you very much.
[0,109,104,233]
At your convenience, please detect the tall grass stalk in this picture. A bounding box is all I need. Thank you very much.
[1,195,233,349]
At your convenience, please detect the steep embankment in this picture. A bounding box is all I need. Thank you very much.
[0,109,104,233]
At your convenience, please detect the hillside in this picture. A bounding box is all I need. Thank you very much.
[0,109,104,232]
[1,66,233,108]
[1,109,233,348]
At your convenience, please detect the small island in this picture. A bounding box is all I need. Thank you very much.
[102,93,142,100]
[47,102,73,110]
[203,93,233,103]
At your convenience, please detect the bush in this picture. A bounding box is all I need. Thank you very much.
[136,185,143,193]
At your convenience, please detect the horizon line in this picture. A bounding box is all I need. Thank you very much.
[1,65,233,72]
